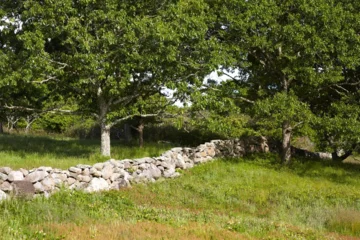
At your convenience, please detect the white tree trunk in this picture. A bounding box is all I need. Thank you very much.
[100,123,111,157]
[282,120,292,164]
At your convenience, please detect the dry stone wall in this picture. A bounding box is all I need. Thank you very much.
[0,137,269,200]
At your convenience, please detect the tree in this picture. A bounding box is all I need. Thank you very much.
[2,0,217,156]
[206,0,360,163]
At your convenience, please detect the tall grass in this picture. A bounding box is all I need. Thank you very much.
[0,134,173,169]
[0,154,359,239]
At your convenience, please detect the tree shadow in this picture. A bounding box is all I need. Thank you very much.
[0,134,100,158]
[221,153,360,185]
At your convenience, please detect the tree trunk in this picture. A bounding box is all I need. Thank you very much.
[100,123,111,157]
[292,144,356,162]
[138,119,144,148]
[98,91,111,157]
[282,120,292,164]
[0,122,3,134]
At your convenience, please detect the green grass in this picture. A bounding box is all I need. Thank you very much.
[0,134,173,169]
[0,153,360,239]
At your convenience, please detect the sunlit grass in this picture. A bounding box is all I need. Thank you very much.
[0,155,359,239]
[0,134,172,169]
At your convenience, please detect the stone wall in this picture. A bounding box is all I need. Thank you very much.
[0,137,269,200]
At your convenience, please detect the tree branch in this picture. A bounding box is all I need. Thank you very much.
[108,113,159,128]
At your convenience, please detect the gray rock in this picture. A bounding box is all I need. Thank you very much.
[84,178,109,192]
[12,181,35,197]
[170,172,181,178]
[51,173,68,182]
[33,182,45,193]
[75,164,92,169]
[119,178,131,188]
[139,163,149,170]
[25,171,49,183]
[93,163,104,170]
[0,190,7,201]
[69,167,82,174]
[110,173,121,182]
[7,171,24,182]
[148,165,162,179]
[69,181,87,190]
[67,177,76,185]
[90,168,102,177]
[0,167,12,175]
[101,165,113,180]
[77,175,91,183]
[38,166,53,172]
[0,172,8,181]
[41,178,56,191]
[68,172,80,179]
[82,168,90,176]
[175,154,186,169]
[19,168,29,176]
[163,167,176,178]
[0,181,13,192]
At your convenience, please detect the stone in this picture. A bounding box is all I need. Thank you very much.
[163,167,175,178]
[7,171,24,182]
[0,181,13,192]
[148,165,162,179]
[139,163,149,170]
[84,178,109,192]
[77,175,91,183]
[69,172,81,179]
[110,173,121,182]
[82,168,90,176]
[25,171,49,183]
[170,172,181,178]
[38,166,53,172]
[0,190,7,201]
[0,172,8,181]
[33,182,45,193]
[119,178,131,188]
[101,165,113,180]
[19,168,29,176]
[69,181,87,190]
[69,167,82,174]
[12,181,35,197]
[175,154,186,169]
[41,178,56,191]
[51,173,68,182]
[90,168,102,177]
[75,164,92,169]
[0,167,12,175]
[109,159,120,167]
[67,177,76,185]
[93,163,104,170]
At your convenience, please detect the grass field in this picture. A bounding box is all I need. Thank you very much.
[0,133,359,239]
[0,134,173,169]
[0,155,360,239]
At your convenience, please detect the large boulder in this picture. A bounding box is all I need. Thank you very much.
[12,181,35,198]
[8,171,24,182]
[84,178,109,192]
[25,171,49,183]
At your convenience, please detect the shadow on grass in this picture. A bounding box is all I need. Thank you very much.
[0,133,99,158]
[221,153,360,185]
[0,133,169,159]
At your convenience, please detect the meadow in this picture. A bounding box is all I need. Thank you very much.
[0,134,359,239]
[0,134,173,169]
